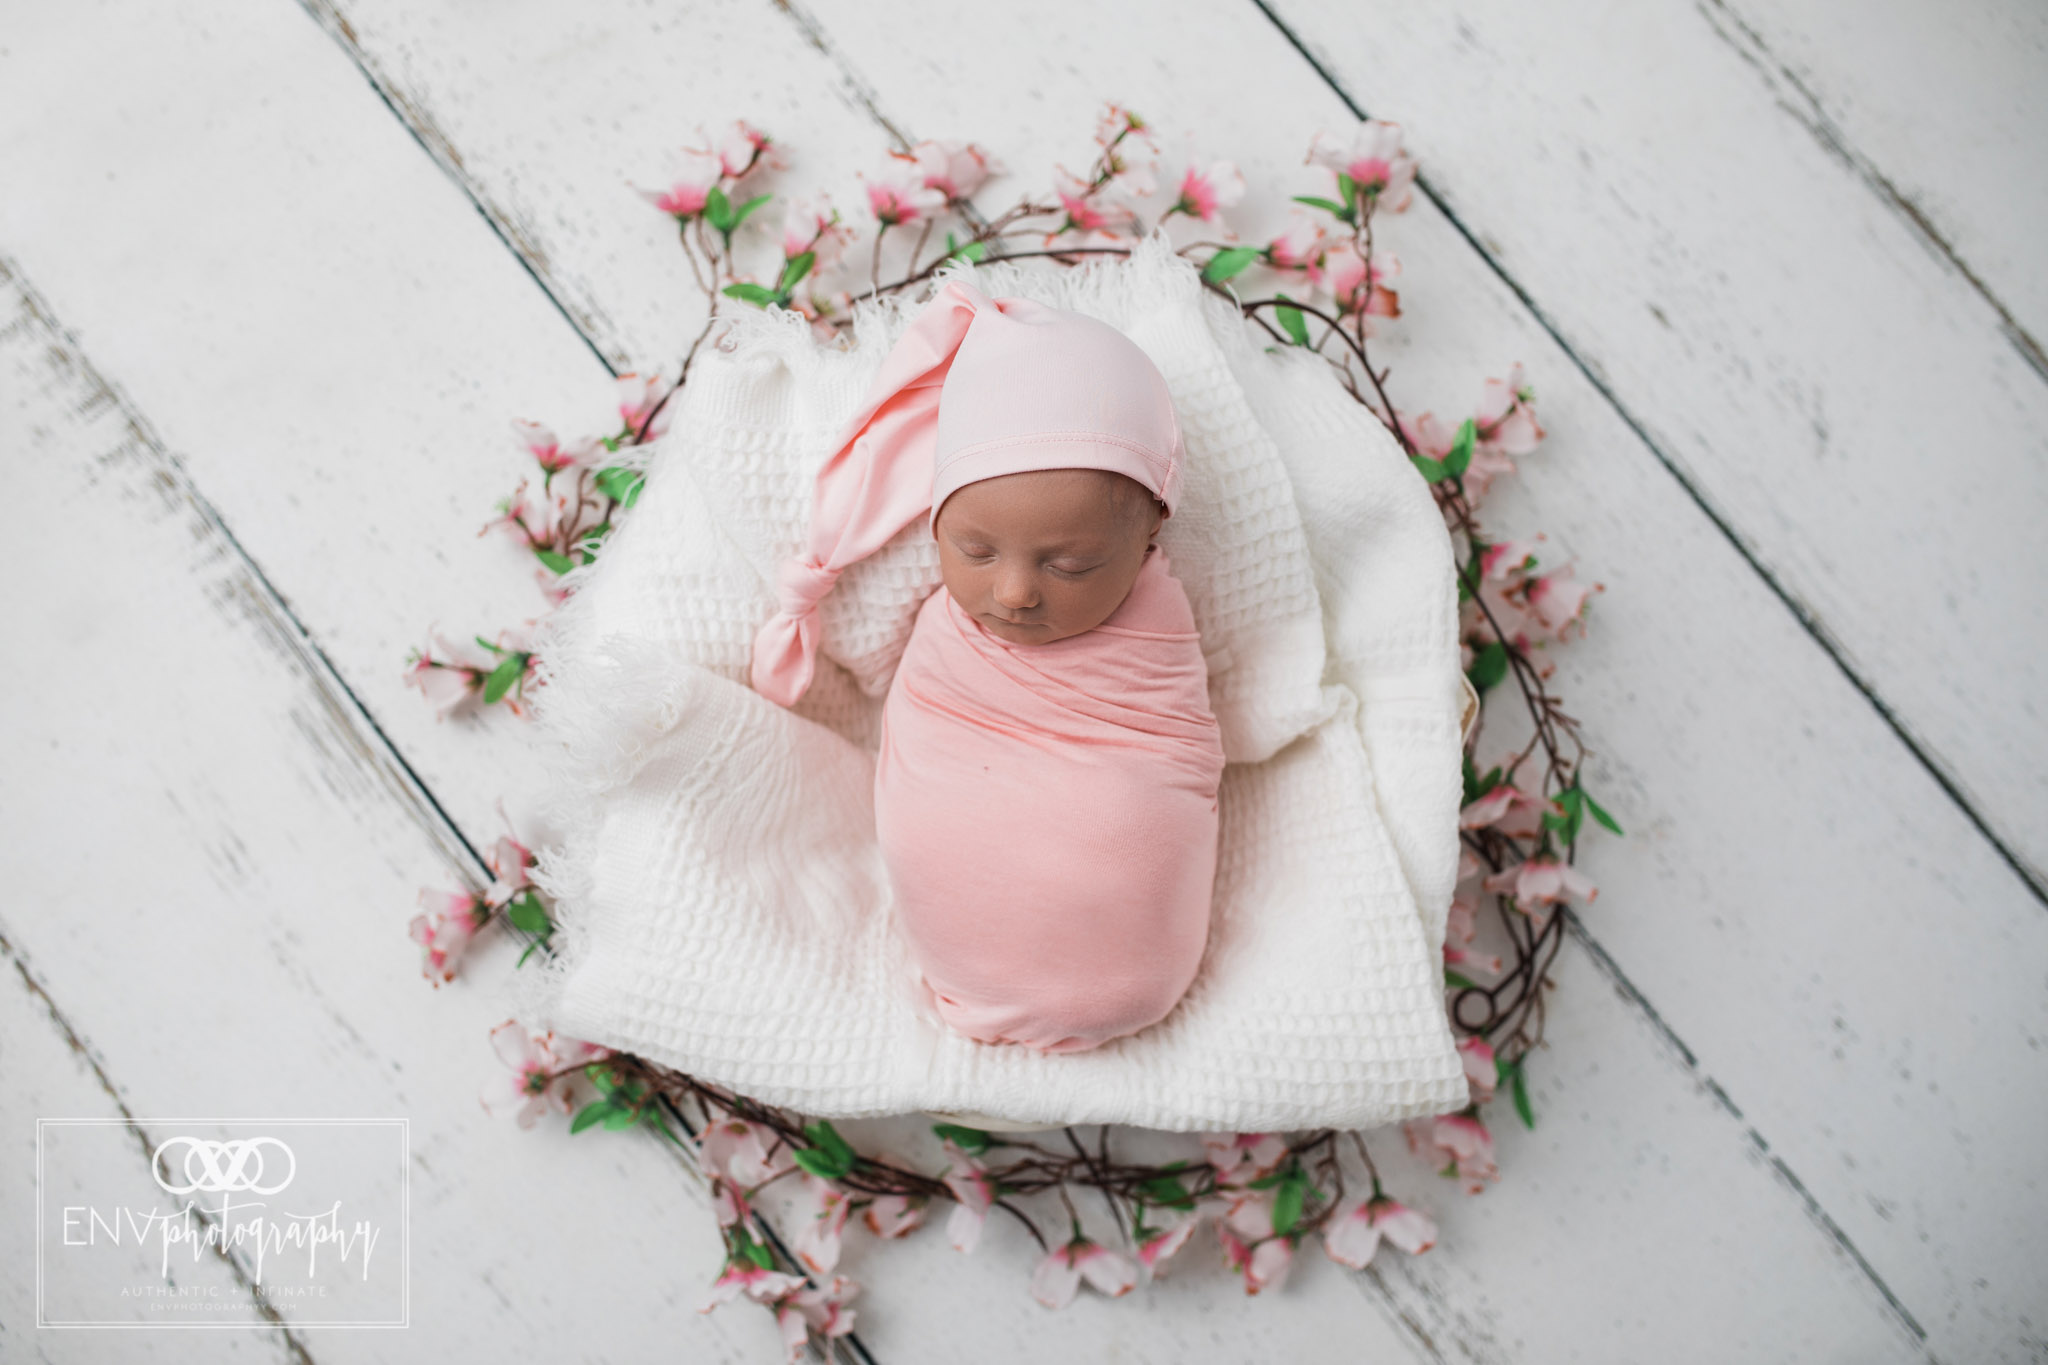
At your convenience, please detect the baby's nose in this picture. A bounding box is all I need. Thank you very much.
[993,570,1040,609]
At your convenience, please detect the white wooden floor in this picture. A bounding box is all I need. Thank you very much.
[2,0,2043,1360]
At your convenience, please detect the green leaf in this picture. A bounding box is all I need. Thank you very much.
[514,940,541,969]
[1467,640,1509,694]
[1511,1062,1536,1130]
[793,1146,852,1180]
[602,1104,638,1131]
[1585,791,1625,836]
[1137,1173,1195,1210]
[1201,246,1259,283]
[505,892,552,937]
[482,655,525,704]
[1270,1169,1309,1237]
[722,282,780,307]
[593,466,644,505]
[730,192,772,230]
[1337,172,1358,212]
[1444,418,1477,479]
[805,1121,858,1169]
[931,1123,992,1154]
[1548,788,1588,844]
[703,185,732,232]
[569,1101,614,1135]
[1273,293,1311,347]
[534,548,577,575]
[741,1233,775,1271]
[950,239,988,264]
[1444,969,1478,991]
[1411,453,1449,483]
[778,250,816,295]
[1290,194,1348,216]
[473,634,505,655]
[584,1063,620,1096]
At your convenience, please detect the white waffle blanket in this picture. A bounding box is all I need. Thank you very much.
[513,236,1469,1131]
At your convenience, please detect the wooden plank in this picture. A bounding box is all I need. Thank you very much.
[0,4,1432,1360]
[1262,0,2048,892]
[0,265,778,1360]
[735,1,2048,1358]
[0,1,1992,1361]
[1698,0,2048,365]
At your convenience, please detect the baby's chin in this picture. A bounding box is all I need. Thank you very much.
[967,606,1108,645]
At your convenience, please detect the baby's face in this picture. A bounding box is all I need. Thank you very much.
[934,468,1164,646]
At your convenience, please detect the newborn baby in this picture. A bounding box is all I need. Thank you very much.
[750,282,1226,1054]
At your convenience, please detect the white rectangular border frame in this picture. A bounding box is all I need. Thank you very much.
[36,1117,410,1329]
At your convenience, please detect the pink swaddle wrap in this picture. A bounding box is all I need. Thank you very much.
[750,281,1226,1054]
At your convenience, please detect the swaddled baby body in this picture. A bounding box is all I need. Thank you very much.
[749,280,1226,1056]
[877,469,1226,1053]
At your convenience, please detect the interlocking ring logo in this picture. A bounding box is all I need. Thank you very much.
[151,1135,297,1196]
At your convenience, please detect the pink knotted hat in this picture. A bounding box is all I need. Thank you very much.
[749,280,1186,707]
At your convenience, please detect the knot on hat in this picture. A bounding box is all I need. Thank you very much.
[774,556,842,621]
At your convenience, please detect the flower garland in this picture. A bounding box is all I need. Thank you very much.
[402,105,1621,1356]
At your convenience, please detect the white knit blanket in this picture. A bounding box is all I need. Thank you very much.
[513,237,1469,1132]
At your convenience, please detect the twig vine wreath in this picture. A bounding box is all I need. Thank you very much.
[404,106,1620,1350]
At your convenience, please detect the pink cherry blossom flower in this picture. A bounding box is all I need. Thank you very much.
[510,418,601,474]
[1480,538,1542,583]
[776,1275,859,1360]
[615,370,673,443]
[1445,943,1503,977]
[700,1257,807,1313]
[710,1179,754,1229]
[861,1192,928,1239]
[713,120,778,179]
[1459,1037,1498,1103]
[940,1138,997,1253]
[410,888,486,984]
[1217,1193,1295,1295]
[902,139,1002,202]
[1170,160,1245,223]
[1477,363,1544,456]
[1406,1113,1500,1195]
[1135,1210,1200,1273]
[1048,168,1139,244]
[696,1116,795,1189]
[635,146,724,220]
[862,169,946,227]
[780,195,854,271]
[1307,119,1418,213]
[1030,1236,1138,1309]
[791,1173,854,1274]
[1266,211,1328,272]
[480,1021,577,1129]
[403,632,492,719]
[1323,1195,1438,1268]
[1484,856,1598,914]
[1525,569,1600,640]
[1460,782,1557,837]
[1094,103,1152,151]
[1311,241,1401,325]
[483,835,534,904]
[1202,1133,1290,1189]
